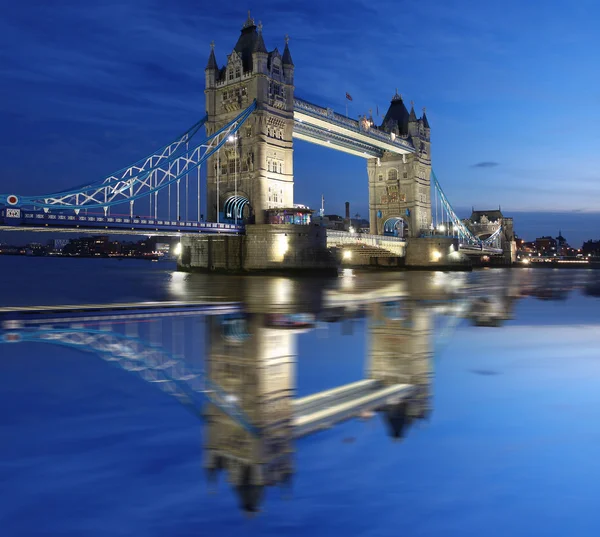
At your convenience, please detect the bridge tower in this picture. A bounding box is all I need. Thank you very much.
[367,299,433,437]
[204,14,295,224]
[368,93,431,238]
[203,313,295,513]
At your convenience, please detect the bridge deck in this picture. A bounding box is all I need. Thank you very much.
[293,383,413,438]
[0,301,242,326]
[293,97,415,157]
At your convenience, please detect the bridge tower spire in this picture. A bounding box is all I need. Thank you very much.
[368,92,432,237]
[205,16,295,224]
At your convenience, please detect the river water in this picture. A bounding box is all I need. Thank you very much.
[1,256,599,536]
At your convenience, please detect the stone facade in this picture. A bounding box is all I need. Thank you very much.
[178,224,337,273]
[369,94,431,238]
[203,313,295,512]
[368,300,433,429]
[204,15,295,224]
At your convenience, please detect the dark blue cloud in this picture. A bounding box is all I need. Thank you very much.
[472,161,499,168]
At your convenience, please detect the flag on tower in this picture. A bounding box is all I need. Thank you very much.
[345,92,353,101]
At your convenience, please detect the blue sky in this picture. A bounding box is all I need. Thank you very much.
[0,0,599,244]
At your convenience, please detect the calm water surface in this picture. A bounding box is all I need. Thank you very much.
[1,256,599,536]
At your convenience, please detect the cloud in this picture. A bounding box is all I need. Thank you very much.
[471,161,499,168]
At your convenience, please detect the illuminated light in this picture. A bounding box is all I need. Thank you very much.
[173,243,182,256]
[349,226,355,234]
[438,224,446,233]
[227,134,237,143]
[432,250,442,261]
[522,258,530,264]
[343,250,352,260]
[276,234,289,258]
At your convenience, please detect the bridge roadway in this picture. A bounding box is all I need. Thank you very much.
[328,230,503,257]
[0,210,243,236]
[292,379,413,438]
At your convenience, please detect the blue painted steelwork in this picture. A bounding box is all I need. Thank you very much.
[0,325,259,435]
[0,101,256,214]
[223,195,250,221]
[431,170,503,254]
[383,217,408,238]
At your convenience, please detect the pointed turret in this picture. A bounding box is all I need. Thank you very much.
[205,41,218,70]
[205,41,218,88]
[408,100,417,122]
[421,107,430,129]
[408,100,419,137]
[253,21,267,53]
[282,35,294,66]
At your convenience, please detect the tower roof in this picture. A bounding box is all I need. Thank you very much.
[421,107,430,128]
[233,12,263,72]
[205,42,218,70]
[282,35,294,65]
[382,90,410,135]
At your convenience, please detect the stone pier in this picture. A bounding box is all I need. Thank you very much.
[178,224,338,275]
[405,237,471,270]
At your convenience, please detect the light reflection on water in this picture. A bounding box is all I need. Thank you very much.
[0,258,600,536]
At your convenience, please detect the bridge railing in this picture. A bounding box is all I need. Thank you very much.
[326,230,406,255]
[294,98,414,153]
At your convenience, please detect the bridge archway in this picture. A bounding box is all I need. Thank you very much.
[383,217,409,239]
[223,195,251,222]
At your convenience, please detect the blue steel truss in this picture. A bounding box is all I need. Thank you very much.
[431,170,503,250]
[0,101,257,214]
[1,326,259,435]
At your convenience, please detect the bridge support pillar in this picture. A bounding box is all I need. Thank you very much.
[405,237,471,270]
[178,225,337,274]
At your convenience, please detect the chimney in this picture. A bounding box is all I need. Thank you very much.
[345,202,350,220]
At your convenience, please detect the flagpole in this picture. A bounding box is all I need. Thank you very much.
[346,102,348,118]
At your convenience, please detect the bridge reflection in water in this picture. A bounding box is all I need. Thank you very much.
[2,269,562,515]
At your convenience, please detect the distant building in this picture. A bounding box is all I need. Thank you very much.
[47,238,69,253]
[582,240,600,257]
[534,236,557,255]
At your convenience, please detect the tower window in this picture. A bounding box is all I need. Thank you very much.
[388,169,398,181]
[273,65,280,76]
[228,70,234,81]
[403,172,408,178]
[235,67,241,78]
[378,174,383,182]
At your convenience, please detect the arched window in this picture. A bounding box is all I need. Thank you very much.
[388,169,398,181]
[278,162,282,174]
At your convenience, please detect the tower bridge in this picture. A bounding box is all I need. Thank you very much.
[0,13,516,267]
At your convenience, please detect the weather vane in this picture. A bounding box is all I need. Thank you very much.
[285,34,290,44]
